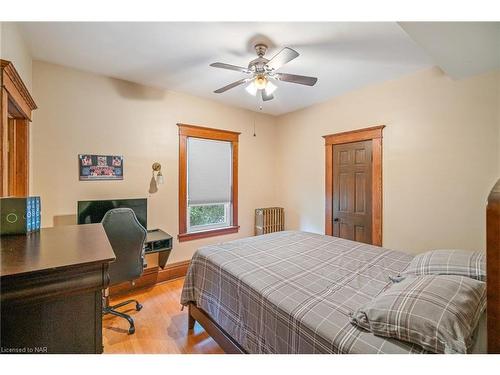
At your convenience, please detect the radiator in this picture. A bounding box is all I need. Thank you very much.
[255,207,284,235]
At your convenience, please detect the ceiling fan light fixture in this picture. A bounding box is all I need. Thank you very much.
[211,45,316,101]
[265,80,277,95]
[254,75,268,90]
[245,82,258,96]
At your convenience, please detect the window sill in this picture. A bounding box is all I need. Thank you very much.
[178,225,240,242]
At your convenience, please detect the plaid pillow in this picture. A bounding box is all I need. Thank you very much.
[350,275,486,354]
[394,249,485,282]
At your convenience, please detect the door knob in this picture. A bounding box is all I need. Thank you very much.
[333,218,339,222]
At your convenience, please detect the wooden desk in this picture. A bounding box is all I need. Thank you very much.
[0,224,115,354]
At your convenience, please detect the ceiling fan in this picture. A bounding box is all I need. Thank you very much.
[210,43,318,102]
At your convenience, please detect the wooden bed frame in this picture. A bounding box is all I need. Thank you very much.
[188,303,246,354]
[486,179,500,353]
[188,179,500,354]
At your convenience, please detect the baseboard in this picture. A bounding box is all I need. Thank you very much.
[109,260,190,297]
[157,260,190,283]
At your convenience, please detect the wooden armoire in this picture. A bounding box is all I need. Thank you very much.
[0,59,37,197]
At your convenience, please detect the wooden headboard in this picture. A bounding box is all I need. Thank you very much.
[487,179,500,353]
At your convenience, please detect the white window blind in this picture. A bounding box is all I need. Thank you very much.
[187,137,232,205]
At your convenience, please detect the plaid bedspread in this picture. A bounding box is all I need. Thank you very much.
[181,231,427,354]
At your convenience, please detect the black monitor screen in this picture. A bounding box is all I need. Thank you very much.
[77,198,147,229]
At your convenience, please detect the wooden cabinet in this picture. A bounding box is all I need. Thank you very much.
[0,224,115,354]
[1,60,37,197]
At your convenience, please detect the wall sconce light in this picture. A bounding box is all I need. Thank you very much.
[152,162,164,185]
[149,162,165,194]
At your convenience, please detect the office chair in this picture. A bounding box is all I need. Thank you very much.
[102,208,147,334]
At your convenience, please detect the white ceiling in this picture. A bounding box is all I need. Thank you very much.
[16,22,438,115]
[399,22,500,80]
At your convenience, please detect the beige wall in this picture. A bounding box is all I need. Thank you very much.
[0,22,32,90]
[31,60,500,262]
[276,67,500,254]
[31,61,278,264]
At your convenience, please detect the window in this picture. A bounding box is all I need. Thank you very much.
[186,137,232,232]
[178,124,240,242]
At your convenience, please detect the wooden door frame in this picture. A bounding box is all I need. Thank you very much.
[323,125,385,246]
[0,60,37,197]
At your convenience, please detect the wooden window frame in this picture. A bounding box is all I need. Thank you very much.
[1,60,37,197]
[177,123,240,242]
[323,125,385,246]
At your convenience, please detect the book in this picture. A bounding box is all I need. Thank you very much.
[1,197,30,235]
[27,197,32,233]
[0,196,42,235]
[35,196,41,231]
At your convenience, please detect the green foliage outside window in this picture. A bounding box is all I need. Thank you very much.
[189,204,226,226]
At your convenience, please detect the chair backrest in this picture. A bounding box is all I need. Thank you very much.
[102,208,147,286]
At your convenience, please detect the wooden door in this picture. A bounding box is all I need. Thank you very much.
[332,140,373,243]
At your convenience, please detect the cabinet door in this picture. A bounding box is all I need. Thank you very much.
[7,118,29,196]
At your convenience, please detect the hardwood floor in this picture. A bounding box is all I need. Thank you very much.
[103,278,223,354]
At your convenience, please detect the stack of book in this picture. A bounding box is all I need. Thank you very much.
[0,196,41,235]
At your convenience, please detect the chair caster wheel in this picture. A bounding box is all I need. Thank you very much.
[128,326,135,335]
[136,303,142,311]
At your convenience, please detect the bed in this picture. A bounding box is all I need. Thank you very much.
[181,180,500,354]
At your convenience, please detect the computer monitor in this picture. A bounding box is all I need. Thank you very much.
[77,198,147,229]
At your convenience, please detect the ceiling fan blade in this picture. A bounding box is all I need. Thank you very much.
[261,90,274,102]
[266,47,299,71]
[210,62,251,74]
[274,72,318,86]
[214,78,251,94]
